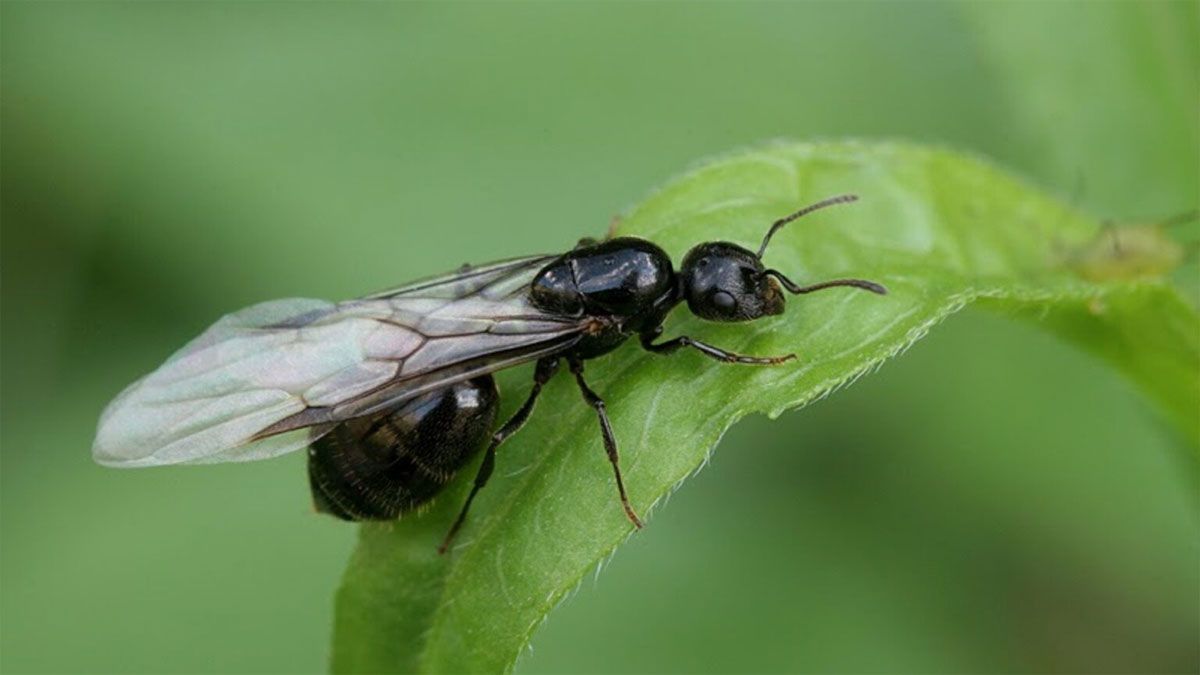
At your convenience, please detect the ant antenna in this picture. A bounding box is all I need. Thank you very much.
[761,269,887,296]
[757,194,859,258]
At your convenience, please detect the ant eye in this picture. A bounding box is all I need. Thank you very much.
[712,291,736,310]
[697,257,709,268]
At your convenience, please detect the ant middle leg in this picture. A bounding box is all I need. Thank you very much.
[568,358,644,529]
[438,357,559,554]
[639,326,795,365]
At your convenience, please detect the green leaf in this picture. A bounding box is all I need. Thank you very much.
[330,140,1199,674]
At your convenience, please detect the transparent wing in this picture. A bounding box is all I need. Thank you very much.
[92,255,582,468]
[366,254,558,300]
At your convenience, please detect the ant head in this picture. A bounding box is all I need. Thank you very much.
[679,242,784,321]
[678,194,887,323]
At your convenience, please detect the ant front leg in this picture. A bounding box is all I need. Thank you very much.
[639,326,795,365]
[568,358,644,529]
[438,357,559,554]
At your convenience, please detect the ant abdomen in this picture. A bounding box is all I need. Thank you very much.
[307,375,499,521]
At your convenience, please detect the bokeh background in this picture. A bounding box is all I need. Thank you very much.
[2,2,1197,673]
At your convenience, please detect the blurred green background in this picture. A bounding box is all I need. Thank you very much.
[2,2,1197,673]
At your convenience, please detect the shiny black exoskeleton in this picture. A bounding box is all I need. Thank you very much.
[530,238,679,359]
[309,194,886,552]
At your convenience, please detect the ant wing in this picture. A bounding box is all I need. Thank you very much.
[364,254,558,300]
[92,254,582,468]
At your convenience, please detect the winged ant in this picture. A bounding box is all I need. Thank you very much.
[92,195,886,553]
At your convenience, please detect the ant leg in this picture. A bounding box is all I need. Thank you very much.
[568,359,644,529]
[576,214,623,249]
[606,214,622,239]
[576,212,625,248]
[639,327,795,365]
[438,358,559,554]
